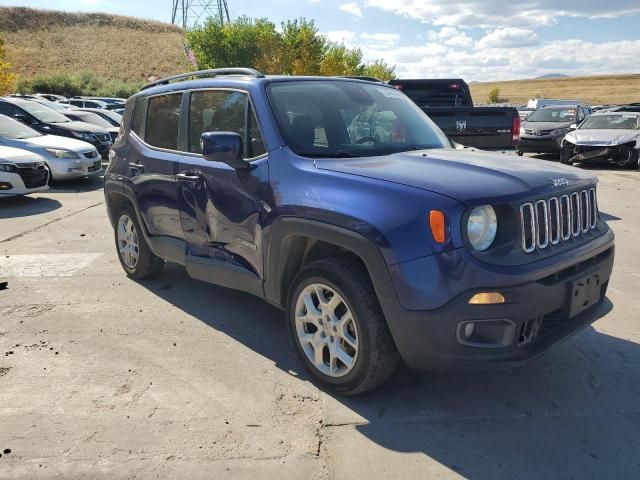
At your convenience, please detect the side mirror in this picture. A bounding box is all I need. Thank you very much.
[200,131,248,169]
[569,124,577,130]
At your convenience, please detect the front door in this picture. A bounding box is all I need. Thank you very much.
[177,89,269,277]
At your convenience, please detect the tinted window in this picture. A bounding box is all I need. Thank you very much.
[188,90,246,154]
[146,94,181,150]
[131,99,145,137]
[247,104,266,157]
[527,107,577,123]
[0,103,20,117]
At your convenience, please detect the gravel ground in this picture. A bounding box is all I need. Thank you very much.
[0,159,639,479]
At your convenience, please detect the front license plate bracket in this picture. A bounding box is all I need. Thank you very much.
[569,273,602,318]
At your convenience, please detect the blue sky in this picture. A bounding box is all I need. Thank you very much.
[2,0,640,81]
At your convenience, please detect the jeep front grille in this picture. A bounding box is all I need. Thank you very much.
[520,188,597,253]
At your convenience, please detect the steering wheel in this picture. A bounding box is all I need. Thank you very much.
[356,136,378,145]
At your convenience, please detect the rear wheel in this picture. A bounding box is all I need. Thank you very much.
[287,257,399,395]
[114,206,164,279]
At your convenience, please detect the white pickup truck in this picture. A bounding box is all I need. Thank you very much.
[0,146,49,197]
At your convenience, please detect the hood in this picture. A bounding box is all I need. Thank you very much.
[0,145,45,164]
[565,129,640,146]
[522,120,573,131]
[315,148,595,204]
[17,134,98,153]
[45,121,109,134]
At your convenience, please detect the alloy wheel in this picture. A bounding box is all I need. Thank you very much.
[117,214,140,269]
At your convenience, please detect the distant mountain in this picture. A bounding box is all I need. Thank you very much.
[537,74,570,79]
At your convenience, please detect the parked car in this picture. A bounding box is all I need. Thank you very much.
[0,115,102,180]
[516,104,591,156]
[388,78,521,150]
[77,108,122,127]
[62,110,119,142]
[0,97,113,158]
[70,96,126,110]
[105,69,614,395]
[560,112,640,168]
[518,108,534,121]
[34,93,67,102]
[64,98,109,109]
[27,97,77,112]
[0,145,49,197]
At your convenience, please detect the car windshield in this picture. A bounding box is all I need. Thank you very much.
[19,101,71,123]
[0,115,42,139]
[31,99,70,112]
[267,80,449,158]
[580,114,640,130]
[93,110,122,126]
[73,112,113,128]
[526,107,577,123]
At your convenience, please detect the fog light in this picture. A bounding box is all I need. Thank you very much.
[0,182,13,190]
[468,292,505,305]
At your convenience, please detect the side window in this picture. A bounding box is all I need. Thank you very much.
[188,90,246,154]
[0,103,19,117]
[247,103,266,158]
[145,93,182,150]
[131,99,145,137]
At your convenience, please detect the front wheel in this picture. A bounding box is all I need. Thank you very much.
[560,148,574,165]
[516,150,524,157]
[287,258,399,395]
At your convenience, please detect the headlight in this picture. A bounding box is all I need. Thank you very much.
[0,163,16,172]
[551,128,569,136]
[72,131,94,141]
[467,205,498,251]
[45,148,81,159]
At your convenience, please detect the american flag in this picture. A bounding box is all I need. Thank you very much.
[183,42,197,67]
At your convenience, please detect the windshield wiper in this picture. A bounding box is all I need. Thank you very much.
[298,150,355,158]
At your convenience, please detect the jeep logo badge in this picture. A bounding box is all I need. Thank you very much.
[456,120,467,132]
[551,178,569,187]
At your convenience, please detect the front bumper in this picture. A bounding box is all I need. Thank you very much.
[0,170,49,196]
[48,158,104,179]
[517,135,563,153]
[381,232,615,369]
[561,143,637,164]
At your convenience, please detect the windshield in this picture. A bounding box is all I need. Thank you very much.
[527,107,576,123]
[580,114,640,130]
[267,80,449,158]
[93,110,122,126]
[32,99,70,112]
[73,112,113,128]
[0,115,42,139]
[19,101,71,123]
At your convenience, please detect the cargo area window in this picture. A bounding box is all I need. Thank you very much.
[145,93,182,150]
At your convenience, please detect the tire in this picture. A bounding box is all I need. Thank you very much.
[516,150,523,157]
[621,149,639,169]
[287,257,399,395]
[113,205,164,279]
[560,148,573,165]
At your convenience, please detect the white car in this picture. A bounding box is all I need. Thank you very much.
[0,146,49,197]
[561,112,640,168]
[0,114,102,180]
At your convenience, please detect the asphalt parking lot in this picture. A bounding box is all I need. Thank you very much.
[1,159,639,480]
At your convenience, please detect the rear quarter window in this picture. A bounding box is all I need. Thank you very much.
[145,94,182,150]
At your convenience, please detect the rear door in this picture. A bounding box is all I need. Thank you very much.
[176,88,269,277]
[126,93,183,239]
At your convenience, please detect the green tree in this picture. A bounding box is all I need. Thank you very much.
[281,19,327,75]
[0,37,17,95]
[320,44,363,77]
[361,59,396,81]
[488,87,501,104]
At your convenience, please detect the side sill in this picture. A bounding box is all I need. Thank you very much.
[185,254,264,299]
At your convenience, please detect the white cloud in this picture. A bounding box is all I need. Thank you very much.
[477,28,539,48]
[339,2,363,18]
[361,32,400,43]
[427,27,473,48]
[364,0,640,28]
[325,30,358,45]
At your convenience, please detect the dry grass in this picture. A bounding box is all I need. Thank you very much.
[1,7,185,82]
[470,74,640,106]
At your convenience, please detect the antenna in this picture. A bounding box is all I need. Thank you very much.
[171,0,230,29]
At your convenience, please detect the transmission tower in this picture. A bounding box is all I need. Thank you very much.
[171,0,230,29]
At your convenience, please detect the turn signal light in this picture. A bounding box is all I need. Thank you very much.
[429,210,446,244]
[468,292,506,305]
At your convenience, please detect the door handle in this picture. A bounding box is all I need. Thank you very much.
[176,172,202,181]
[129,162,144,174]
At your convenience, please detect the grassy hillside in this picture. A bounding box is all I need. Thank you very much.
[470,74,640,106]
[0,7,185,82]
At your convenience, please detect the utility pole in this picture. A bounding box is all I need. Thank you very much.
[171,0,230,29]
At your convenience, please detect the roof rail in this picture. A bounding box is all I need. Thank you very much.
[336,76,385,83]
[140,68,265,91]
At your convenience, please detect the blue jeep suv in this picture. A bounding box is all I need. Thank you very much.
[104,68,615,395]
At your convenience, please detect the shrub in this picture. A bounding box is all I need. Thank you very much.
[488,88,501,104]
[16,71,143,98]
